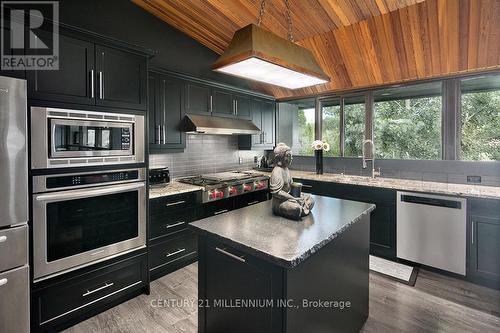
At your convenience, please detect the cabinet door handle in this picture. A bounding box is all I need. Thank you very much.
[162,125,166,144]
[209,95,213,114]
[90,69,95,98]
[247,200,259,206]
[0,278,7,287]
[166,221,185,229]
[215,247,246,263]
[0,235,7,243]
[156,125,161,144]
[166,248,186,258]
[302,184,313,188]
[99,71,104,99]
[213,209,228,215]
[83,282,114,297]
[165,200,186,207]
[471,221,474,244]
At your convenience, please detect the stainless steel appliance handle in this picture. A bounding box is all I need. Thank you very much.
[471,221,474,244]
[162,125,166,144]
[165,200,186,207]
[213,209,228,215]
[166,248,185,258]
[0,278,7,287]
[235,100,238,115]
[99,71,104,99]
[35,182,145,202]
[82,282,114,297]
[209,95,213,113]
[166,221,185,229]
[90,69,94,98]
[156,125,161,144]
[215,247,245,263]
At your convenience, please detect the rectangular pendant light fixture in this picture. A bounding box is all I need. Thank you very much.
[212,24,329,90]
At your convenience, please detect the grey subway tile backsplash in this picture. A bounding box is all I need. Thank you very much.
[149,134,263,178]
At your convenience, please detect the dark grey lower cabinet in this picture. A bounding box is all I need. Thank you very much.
[468,198,500,289]
[31,253,148,333]
[297,178,396,259]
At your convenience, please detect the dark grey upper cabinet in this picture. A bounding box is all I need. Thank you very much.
[185,83,211,115]
[212,88,234,117]
[468,198,500,289]
[149,72,186,150]
[239,98,275,149]
[95,45,147,110]
[261,100,275,145]
[26,29,148,111]
[234,94,252,119]
[0,21,25,79]
[27,32,94,104]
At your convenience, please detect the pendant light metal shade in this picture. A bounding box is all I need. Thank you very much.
[212,24,329,90]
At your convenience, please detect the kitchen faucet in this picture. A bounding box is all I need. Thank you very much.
[362,139,379,178]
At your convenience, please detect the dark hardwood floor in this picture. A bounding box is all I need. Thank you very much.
[64,263,500,333]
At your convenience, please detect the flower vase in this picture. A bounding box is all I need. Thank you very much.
[315,150,323,175]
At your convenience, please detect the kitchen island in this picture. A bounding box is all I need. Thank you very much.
[190,194,375,333]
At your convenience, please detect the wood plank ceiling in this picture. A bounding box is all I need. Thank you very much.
[133,0,500,99]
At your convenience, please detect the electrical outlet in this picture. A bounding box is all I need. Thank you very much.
[254,156,258,163]
[239,157,243,164]
[467,175,481,184]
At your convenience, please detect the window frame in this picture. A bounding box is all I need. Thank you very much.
[282,70,500,162]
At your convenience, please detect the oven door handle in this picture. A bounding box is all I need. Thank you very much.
[35,182,145,202]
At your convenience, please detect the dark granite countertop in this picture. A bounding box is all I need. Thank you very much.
[190,195,375,268]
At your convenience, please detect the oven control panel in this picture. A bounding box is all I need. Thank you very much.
[46,170,139,189]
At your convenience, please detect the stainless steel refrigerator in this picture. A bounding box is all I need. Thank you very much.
[0,76,29,333]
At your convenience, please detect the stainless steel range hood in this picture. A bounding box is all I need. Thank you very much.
[183,114,261,135]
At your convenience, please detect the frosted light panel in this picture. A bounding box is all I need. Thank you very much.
[215,57,328,89]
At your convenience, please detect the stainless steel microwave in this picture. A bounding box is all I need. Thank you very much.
[31,107,145,169]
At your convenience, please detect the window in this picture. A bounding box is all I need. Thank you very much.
[374,82,442,160]
[321,99,340,157]
[460,75,500,161]
[344,96,365,157]
[277,98,316,156]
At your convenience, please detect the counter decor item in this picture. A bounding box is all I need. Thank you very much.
[270,143,315,220]
[312,140,330,174]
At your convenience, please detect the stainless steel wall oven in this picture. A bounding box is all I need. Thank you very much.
[31,107,145,169]
[32,168,147,281]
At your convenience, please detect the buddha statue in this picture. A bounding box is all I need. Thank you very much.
[270,143,315,220]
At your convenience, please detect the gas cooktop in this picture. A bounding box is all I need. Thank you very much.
[178,171,269,203]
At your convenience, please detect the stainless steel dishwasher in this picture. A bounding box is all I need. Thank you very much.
[397,191,466,275]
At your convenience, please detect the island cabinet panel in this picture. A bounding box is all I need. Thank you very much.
[198,237,284,333]
[296,178,396,259]
[467,198,500,289]
[286,213,370,333]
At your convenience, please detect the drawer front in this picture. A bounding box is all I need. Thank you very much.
[150,192,198,215]
[234,191,269,209]
[149,230,197,271]
[199,198,235,219]
[149,209,196,240]
[36,254,146,325]
[0,266,29,333]
[0,225,28,272]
